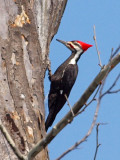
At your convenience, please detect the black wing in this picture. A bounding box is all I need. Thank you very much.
[48,64,78,111]
[62,64,78,96]
[45,64,78,131]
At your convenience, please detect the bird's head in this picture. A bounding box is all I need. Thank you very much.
[56,39,93,53]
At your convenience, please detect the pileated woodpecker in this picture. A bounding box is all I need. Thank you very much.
[45,39,92,131]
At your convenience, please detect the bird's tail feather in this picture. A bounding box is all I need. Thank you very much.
[45,111,56,131]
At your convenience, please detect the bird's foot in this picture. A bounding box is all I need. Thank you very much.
[47,57,52,81]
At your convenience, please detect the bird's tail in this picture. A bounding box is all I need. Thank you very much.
[45,111,56,131]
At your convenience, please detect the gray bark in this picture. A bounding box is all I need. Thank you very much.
[0,0,67,159]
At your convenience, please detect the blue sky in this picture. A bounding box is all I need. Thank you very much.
[44,0,120,159]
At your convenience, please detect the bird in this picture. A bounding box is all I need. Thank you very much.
[45,39,92,131]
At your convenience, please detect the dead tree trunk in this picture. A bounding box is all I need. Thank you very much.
[0,0,67,159]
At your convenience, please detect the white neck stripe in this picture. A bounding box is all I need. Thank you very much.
[69,51,82,64]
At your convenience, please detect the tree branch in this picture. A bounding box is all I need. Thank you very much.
[55,94,101,160]
[93,25,102,67]
[94,123,101,160]
[26,52,120,159]
[0,120,27,160]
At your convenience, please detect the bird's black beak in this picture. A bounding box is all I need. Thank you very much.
[56,39,67,46]
[56,39,75,52]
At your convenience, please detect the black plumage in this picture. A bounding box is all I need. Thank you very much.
[45,39,92,131]
[45,57,78,131]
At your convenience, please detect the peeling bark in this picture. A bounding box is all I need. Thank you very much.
[0,0,68,159]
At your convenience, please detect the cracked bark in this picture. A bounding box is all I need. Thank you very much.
[0,0,68,159]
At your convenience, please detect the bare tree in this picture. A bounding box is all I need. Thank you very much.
[0,0,67,159]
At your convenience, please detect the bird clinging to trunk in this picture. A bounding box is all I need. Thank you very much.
[45,39,92,131]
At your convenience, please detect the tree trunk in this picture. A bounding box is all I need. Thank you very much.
[0,0,67,159]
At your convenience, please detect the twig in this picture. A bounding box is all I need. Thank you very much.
[101,73,120,98]
[93,25,102,67]
[111,45,120,58]
[55,87,102,160]
[107,89,120,94]
[77,85,101,115]
[109,48,113,63]
[0,119,27,160]
[109,48,114,62]
[93,122,107,160]
[94,123,101,160]
[64,94,75,117]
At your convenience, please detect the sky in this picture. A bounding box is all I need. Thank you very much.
[44,0,120,160]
